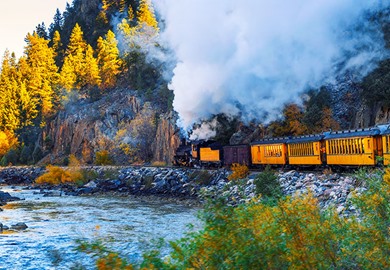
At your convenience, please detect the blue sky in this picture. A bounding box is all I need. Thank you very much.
[0,0,69,59]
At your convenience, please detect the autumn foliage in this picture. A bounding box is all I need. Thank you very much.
[0,0,161,164]
[35,155,83,185]
[227,163,249,181]
[79,168,390,269]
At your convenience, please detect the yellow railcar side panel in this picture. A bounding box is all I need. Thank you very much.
[326,155,375,165]
[251,143,286,165]
[313,142,320,155]
[382,135,390,166]
[287,142,321,165]
[325,138,375,166]
[289,156,322,165]
[251,145,261,164]
[199,148,220,162]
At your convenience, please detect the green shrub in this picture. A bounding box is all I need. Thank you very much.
[78,168,390,269]
[253,166,282,199]
[95,150,113,165]
[189,170,212,185]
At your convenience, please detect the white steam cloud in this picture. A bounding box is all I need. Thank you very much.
[155,0,389,130]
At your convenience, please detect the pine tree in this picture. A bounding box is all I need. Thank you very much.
[127,4,135,21]
[136,0,159,31]
[97,30,121,89]
[83,44,101,87]
[24,32,59,118]
[49,8,64,39]
[60,23,88,91]
[61,23,102,91]
[52,30,63,67]
[35,22,48,39]
[0,51,21,132]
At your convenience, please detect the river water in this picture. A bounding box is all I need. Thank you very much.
[0,187,201,270]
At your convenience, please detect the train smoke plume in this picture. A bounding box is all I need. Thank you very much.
[155,0,389,132]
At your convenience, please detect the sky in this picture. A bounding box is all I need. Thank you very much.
[0,0,69,59]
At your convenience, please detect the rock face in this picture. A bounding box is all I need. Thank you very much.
[38,90,180,165]
[152,112,181,164]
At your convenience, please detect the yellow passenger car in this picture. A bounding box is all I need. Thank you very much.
[251,138,288,166]
[287,135,324,165]
[381,127,390,166]
[324,128,381,166]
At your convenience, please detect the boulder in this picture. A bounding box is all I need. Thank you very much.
[10,222,28,231]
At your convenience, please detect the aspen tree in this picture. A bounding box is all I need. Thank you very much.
[0,51,21,132]
[24,32,58,117]
[83,44,101,87]
[137,0,159,31]
[97,30,121,89]
[60,23,91,91]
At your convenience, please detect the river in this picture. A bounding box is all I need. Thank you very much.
[0,186,201,269]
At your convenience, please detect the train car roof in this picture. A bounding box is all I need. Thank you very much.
[287,134,324,144]
[250,137,289,145]
[378,124,390,135]
[323,128,380,139]
[223,144,250,148]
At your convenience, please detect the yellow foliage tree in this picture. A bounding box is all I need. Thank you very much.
[137,0,159,30]
[60,23,99,92]
[24,32,59,118]
[97,30,121,89]
[0,51,21,132]
[228,163,249,181]
[0,130,18,157]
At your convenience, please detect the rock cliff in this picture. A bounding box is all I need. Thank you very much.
[38,90,180,165]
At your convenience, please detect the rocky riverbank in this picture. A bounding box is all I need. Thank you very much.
[0,166,370,215]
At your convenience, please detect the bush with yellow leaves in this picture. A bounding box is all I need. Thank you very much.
[36,154,84,185]
[227,163,249,181]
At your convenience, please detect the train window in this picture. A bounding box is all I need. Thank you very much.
[343,140,346,155]
[367,139,370,150]
[339,140,342,154]
[337,140,340,154]
[350,139,353,154]
[387,136,390,153]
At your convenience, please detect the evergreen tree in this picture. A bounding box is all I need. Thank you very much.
[0,51,21,132]
[51,30,63,67]
[24,32,59,119]
[97,30,121,89]
[49,8,64,39]
[35,22,48,39]
[83,44,101,88]
[60,23,88,91]
[61,23,101,91]
[137,0,158,30]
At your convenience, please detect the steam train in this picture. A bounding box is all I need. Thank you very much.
[174,125,390,169]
